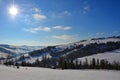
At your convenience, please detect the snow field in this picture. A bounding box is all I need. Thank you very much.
[0,65,120,80]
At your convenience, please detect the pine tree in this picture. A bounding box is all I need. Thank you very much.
[35,58,40,67]
[75,59,79,69]
[84,58,89,69]
[96,59,100,69]
[91,58,96,69]
[100,59,105,69]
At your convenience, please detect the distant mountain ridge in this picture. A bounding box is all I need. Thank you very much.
[0,36,120,68]
[13,36,120,66]
[0,44,45,58]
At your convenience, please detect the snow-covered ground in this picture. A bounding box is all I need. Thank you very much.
[77,49,120,64]
[0,65,120,80]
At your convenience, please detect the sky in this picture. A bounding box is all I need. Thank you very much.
[0,0,120,46]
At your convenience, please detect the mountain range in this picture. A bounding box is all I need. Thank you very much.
[0,36,120,67]
[0,44,44,58]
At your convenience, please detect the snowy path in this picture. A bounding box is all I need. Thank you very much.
[0,65,120,80]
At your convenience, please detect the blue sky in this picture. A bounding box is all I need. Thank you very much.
[0,0,120,46]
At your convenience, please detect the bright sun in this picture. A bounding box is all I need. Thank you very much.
[9,6,18,16]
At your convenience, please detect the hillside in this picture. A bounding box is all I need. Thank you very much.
[0,44,44,58]
[13,36,120,67]
[76,49,120,64]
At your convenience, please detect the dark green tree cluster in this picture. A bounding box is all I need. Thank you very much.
[14,55,57,68]
[3,55,14,66]
[58,57,75,69]
[58,58,120,70]
[3,56,120,70]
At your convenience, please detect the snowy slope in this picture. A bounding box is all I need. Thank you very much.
[0,44,44,57]
[0,52,9,58]
[23,53,52,63]
[0,65,120,80]
[16,36,120,63]
[56,37,120,49]
[51,37,120,56]
[76,49,120,63]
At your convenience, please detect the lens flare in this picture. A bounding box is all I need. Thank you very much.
[9,5,18,16]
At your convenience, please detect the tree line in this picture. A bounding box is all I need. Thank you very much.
[58,57,120,70]
[2,56,120,70]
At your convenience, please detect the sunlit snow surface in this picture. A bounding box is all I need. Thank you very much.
[0,65,120,80]
[57,38,120,49]
[77,49,120,64]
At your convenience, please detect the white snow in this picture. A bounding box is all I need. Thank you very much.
[0,45,44,55]
[56,38,120,51]
[23,53,52,63]
[0,52,9,58]
[24,56,42,63]
[0,65,120,80]
[77,49,120,64]
[17,37,120,63]
[75,38,120,46]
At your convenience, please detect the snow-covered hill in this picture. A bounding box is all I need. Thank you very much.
[76,49,120,64]
[56,37,120,49]
[16,36,120,64]
[0,52,9,58]
[0,44,44,58]
[1,36,120,67]
[0,65,120,80]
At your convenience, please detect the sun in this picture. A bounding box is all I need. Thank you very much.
[9,5,18,16]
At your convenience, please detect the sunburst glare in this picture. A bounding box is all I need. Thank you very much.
[9,5,18,16]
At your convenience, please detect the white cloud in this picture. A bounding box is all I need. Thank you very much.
[33,13,47,20]
[31,8,41,12]
[23,27,41,33]
[113,31,118,34]
[83,1,90,14]
[51,10,71,18]
[20,14,32,24]
[84,5,90,11]
[83,5,90,14]
[42,27,51,31]
[24,25,71,33]
[52,35,75,40]
[96,32,105,36]
[62,11,71,16]
[31,8,46,21]
[24,27,51,33]
[53,26,72,30]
